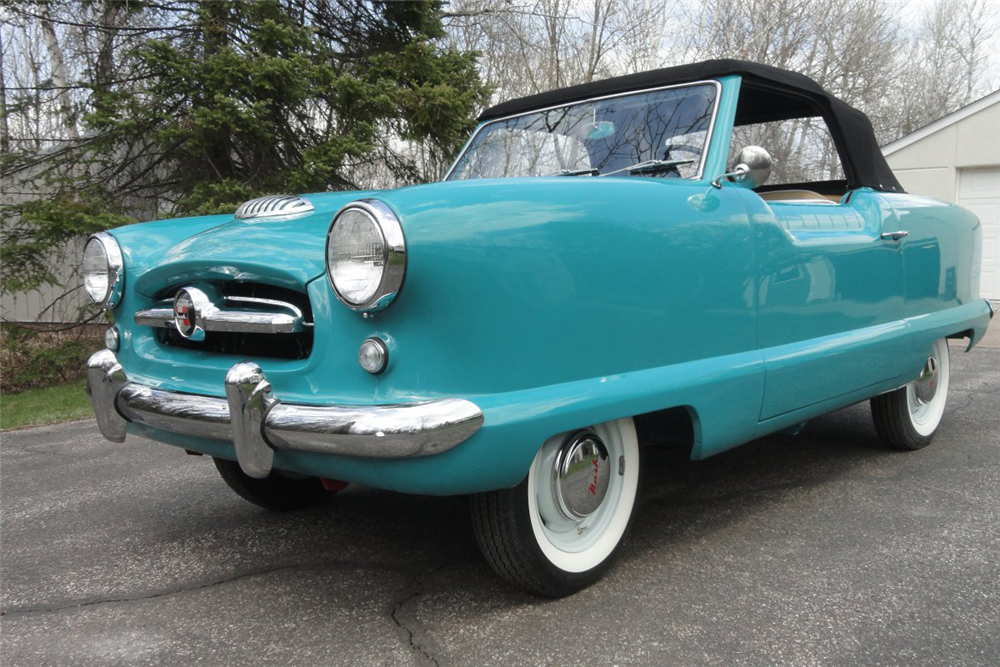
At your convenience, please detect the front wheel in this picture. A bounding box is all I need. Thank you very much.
[871,337,951,450]
[470,418,641,597]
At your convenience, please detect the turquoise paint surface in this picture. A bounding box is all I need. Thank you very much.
[105,75,992,495]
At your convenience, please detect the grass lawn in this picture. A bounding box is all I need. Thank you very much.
[1,380,92,431]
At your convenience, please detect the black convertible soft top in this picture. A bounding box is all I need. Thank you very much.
[479,59,902,193]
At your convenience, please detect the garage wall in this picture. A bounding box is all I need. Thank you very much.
[884,99,1000,202]
[884,95,1000,301]
[1,163,89,324]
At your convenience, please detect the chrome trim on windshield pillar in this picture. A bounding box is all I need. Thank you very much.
[85,349,128,443]
[84,351,485,475]
[225,362,277,479]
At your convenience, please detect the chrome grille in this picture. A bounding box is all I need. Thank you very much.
[139,282,314,360]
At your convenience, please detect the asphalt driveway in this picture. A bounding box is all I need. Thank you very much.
[2,334,998,666]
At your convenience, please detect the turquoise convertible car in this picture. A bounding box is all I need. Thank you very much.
[84,60,994,596]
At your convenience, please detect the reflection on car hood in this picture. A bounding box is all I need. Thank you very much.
[127,191,381,297]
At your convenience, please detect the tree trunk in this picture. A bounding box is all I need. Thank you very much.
[39,4,79,141]
[0,28,10,154]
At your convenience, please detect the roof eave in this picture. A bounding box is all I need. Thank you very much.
[881,90,1000,156]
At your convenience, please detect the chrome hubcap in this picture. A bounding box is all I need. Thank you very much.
[914,354,939,405]
[553,432,610,520]
[528,419,639,572]
[905,338,950,436]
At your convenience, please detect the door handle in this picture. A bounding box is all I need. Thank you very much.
[880,231,909,241]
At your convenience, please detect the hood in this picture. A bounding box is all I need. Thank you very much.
[126,191,381,297]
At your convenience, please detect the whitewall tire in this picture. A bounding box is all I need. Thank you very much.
[470,417,641,597]
[871,337,951,450]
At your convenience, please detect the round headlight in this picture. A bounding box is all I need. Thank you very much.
[326,200,405,312]
[83,232,124,309]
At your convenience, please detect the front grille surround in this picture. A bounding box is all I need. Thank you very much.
[141,281,314,360]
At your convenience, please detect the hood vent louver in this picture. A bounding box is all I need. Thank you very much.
[235,195,314,220]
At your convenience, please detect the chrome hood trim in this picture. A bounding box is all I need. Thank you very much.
[235,194,314,220]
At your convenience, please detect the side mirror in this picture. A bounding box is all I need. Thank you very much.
[735,146,773,187]
[711,145,773,188]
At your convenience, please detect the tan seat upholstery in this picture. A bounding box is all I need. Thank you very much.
[759,189,840,203]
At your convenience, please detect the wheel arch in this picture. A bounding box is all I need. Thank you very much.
[947,327,978,352]
[633,404,701,459]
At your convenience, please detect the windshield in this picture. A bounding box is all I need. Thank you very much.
[447,83,718,181]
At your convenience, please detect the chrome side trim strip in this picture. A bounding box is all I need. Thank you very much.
[85,351,485,478]
[986,298,996,319]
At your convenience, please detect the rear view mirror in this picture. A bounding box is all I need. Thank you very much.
[586,121,615,140]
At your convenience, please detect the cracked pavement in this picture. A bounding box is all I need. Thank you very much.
[2,331,998,666]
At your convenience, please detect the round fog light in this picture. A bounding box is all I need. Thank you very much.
[104,326,120,352]
[358,337,388,374]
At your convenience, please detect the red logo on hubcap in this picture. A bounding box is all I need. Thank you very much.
[589,457,600,495]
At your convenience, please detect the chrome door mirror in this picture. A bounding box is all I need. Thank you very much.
[735,146,773,187]
[711,145,773,188]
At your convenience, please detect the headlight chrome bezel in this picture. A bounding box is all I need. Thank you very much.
[84,232,125,310]
[325,199,406,313]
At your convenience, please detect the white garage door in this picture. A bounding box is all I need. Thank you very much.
[958,167,1000,300]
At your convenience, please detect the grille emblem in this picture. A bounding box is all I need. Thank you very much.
[173,289,197,338]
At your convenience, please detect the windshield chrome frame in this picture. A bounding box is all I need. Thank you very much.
[444,79,723,182]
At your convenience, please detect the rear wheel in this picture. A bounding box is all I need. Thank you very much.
[470,417,641,597]
[871,337,951,450]
[212,457,339,511]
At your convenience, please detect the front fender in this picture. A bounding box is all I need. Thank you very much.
[367,177,758,398]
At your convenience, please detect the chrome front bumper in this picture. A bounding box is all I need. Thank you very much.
[85,350,484,478]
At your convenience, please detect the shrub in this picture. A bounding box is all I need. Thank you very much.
[0,324,104,393]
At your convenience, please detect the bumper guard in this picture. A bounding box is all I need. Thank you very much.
[85,350,484,478]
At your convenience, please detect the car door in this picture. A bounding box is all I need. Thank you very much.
[743,188,907,420]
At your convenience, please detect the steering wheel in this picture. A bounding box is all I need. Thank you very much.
[662,144,703,161]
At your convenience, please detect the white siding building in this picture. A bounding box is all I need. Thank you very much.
[1,161,88,324]
[882,91,1000,301]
